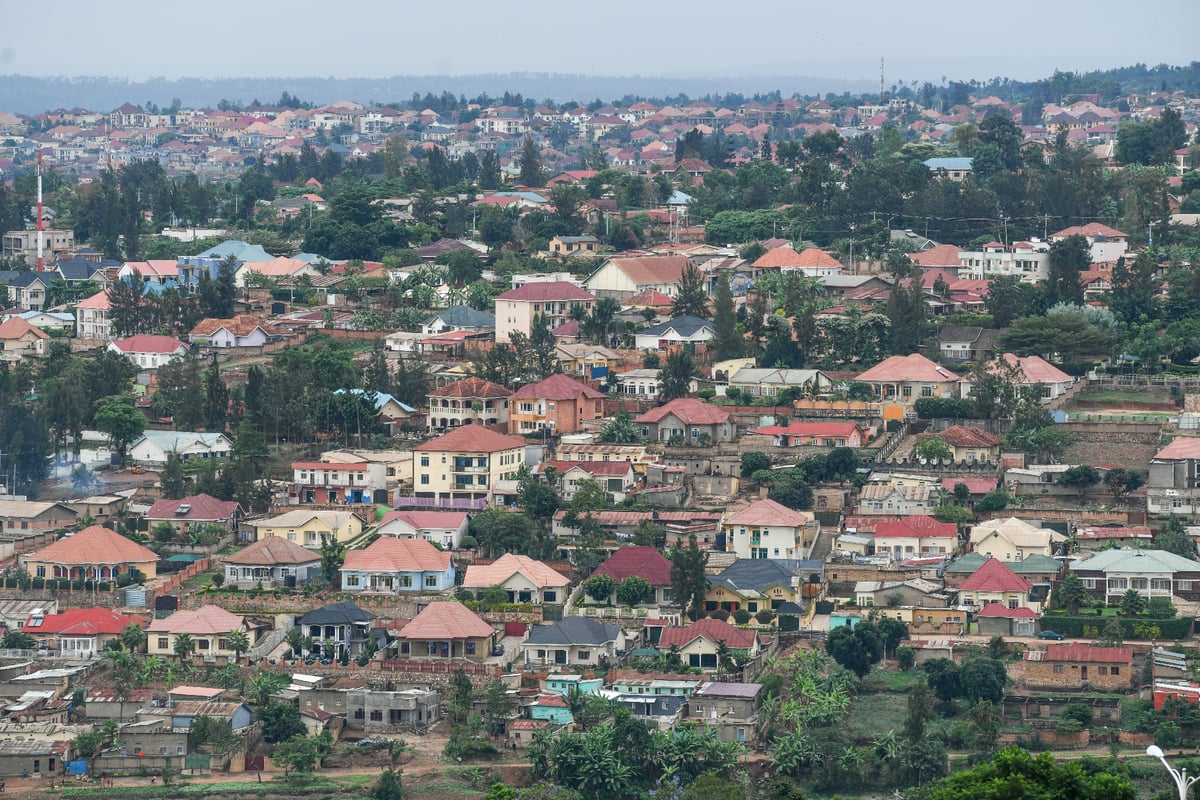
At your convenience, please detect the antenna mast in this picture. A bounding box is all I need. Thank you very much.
[880,57,885,103]
[36,150,44,273]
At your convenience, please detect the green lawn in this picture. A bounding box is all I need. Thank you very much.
[1075,389,1173,404]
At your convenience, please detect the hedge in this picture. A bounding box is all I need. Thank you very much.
[1040,615,1192,640]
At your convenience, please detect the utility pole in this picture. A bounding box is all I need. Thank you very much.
[880,57,885,104]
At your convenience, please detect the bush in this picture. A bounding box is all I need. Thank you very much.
[698,388,716,400]
[755,610,774,625]
[733,609,752,625]
[896,645,916,671]
[710,609,731,621]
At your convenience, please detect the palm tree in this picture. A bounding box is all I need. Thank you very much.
[226,629,250,664]
[172,633,195,661]
[119,623,146,653]
[284,627,304,658]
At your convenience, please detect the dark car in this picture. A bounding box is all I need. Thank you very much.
[491,644,505,657]
[1037,630,1065,640]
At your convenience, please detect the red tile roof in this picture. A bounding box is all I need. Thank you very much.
[227,536,319,566]
[27,525,157,566]
[958,557,1032,592]
[603,255,690,285]
[625,289,675,307]
[512,374,604,400]
[1043,644,1133,663]
[1154,438,1200,461]
[378,510,468,530]
[396,601,493,640]
[25,607,138,636]
[110,334,188,354]
[724,499,809,528]
[940,477,998,495]
[0,317,48,340]
[856,353,960,383]
[145,493,240,522]
[413,425,525,453]
[462,554,569,589]
[496,282,596,302]
[431,377,512,399]
[341,537,451,573]
[874,515,957,539]
[593,546,672,586]
[1052,222,1127,239]
[634,398,730,426]
[658,618,757,649]
[190,315,285,338]
[147,605,244,635]
[933,425,1001,448]
[975,602,1037,619]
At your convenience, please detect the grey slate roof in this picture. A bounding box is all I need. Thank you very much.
[524,617,622,646]
[298,602,376,626]
[708,559,799,594]
[423,305,496,329]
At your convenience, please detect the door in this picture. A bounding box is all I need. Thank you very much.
[1080,666,1088,681]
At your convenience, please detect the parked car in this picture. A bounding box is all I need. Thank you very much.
[1037,630,1065,640]
[491,644,505,657]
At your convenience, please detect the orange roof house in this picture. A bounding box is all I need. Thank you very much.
[340,538,455,593]
[462,554,570,605]
[395,601,495,661]
[147,605,250,659]
[21,525,158,581]
[634,398,735,443]
[509,374,605,436]
[855,354,960,403]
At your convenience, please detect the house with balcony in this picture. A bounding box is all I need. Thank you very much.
[427,376,512,430]
[23,607,139,656]
[74,290,113,340]
[854,353,960,404]
[494,282,596,343]
[375,510,469,549]
[874,515,958,560]
[956,241,1050,282]
[394,601,495,661]
[722,499,814,560]
[290,459,375,505]
[248,510,364,547]
[296,602,381,660]
[509,374,605,436]
[634,398,734,444]
[21,524,158,582]
[704,559,803,614]
[462,553,570,606]
[223,536,320,589]
[1148,438,1200,516]
[555,343,622,379]
[339,537,455,593]
[1068,548,1200,602]
[411,425,526,504]
[954,557,1035,611]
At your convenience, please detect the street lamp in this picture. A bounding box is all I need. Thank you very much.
[1147,744,1200,800]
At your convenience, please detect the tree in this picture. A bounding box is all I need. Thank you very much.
[710,272,742,360]
[1058,465,1101,496]
[519,136,547,187]
[903,679,934,741]
[930,746,1135,800]
[1045,234,1089,307]
[319,534,345,587]
[1156,517,1196,559]
[582,573,615,603]
[0,630,35,650]
[913,435,953,463]
[769,478,813,510]
[482,682,516,737]
[260,701,306,742]
[160,453,186,499]
[741,452,770,477]
[670,535,709,620]
[825,624,877,678]
[173,633,195,660]
[1119,588,1146,617]
[958,657,1006,705]
[1104,468,1144,502]
[600,411,639,443]
[445,248,483,285]
[923,658,962,703]
[273,734,319,774]
[672,264,710,319]
[1053,572,1087,615]
[226,629,250,663]
[373,768,405,800]
[616,576,654,607]
[120,623,147,653]
[659,349,694,402]
[93,395,146,465]
[997,312,1109,364]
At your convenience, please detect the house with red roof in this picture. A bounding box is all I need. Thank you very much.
[494,281,596,343]
[395,600,495,661]
[1050,222,1128,263]
[376,510,470,549]
[427,376,512,430]
[147,605,251,659]
[1025,644,1133,690]
[74,290,113,340]
[188,315,288,348]
[509,374,604,436]
[538,460,638,503]
[658,618,760,672]
[959,353,1076,402]
[291,458,373,505]
[592,546,674,605]
[22,525,159,582]
[411,425,526,505]
[955,557,1034,611]
[919,425,1001,463]
[339,537,455,593]
[1149,437,1200,516]
[751,245,843,277]
[0,316,49,359]
[874,515,959,561]
[854,354,960,404]
[975,602,1038,638]
[24,607,139,655]
[746,421,865,448]
[633,398,734,443]
[144,493,242,539]
[222,536,320,589]
[722,499,813,560]
[106,334,189,370]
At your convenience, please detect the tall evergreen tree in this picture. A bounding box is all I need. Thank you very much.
[202,360,230,432]
[1046,234,1089,307]
[671,263,710,318]
[886,270,927,355]
[518,136,546,187]
[710,273,742,360]
[659,350,694,402]
[670,535,709,621]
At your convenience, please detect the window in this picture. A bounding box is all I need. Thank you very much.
[1097,666,1108,676]
[420,474,429,485]
[157,637,169,650]
[543,591,557,603]
[1053,664,1063,674]
[1111,667,1120,675]
[346,574,360,587]
[399,576,413,588]
[424,575,438,588]
[466,642,475,655]
[578,649,590,661]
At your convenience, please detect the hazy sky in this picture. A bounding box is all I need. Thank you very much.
[2,0,1196,84]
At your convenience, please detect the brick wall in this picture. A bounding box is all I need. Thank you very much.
[1024,660,1132,691]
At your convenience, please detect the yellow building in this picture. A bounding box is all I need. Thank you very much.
[249,510,364,547]
[412,425,526,504]
[21,525,158,581]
